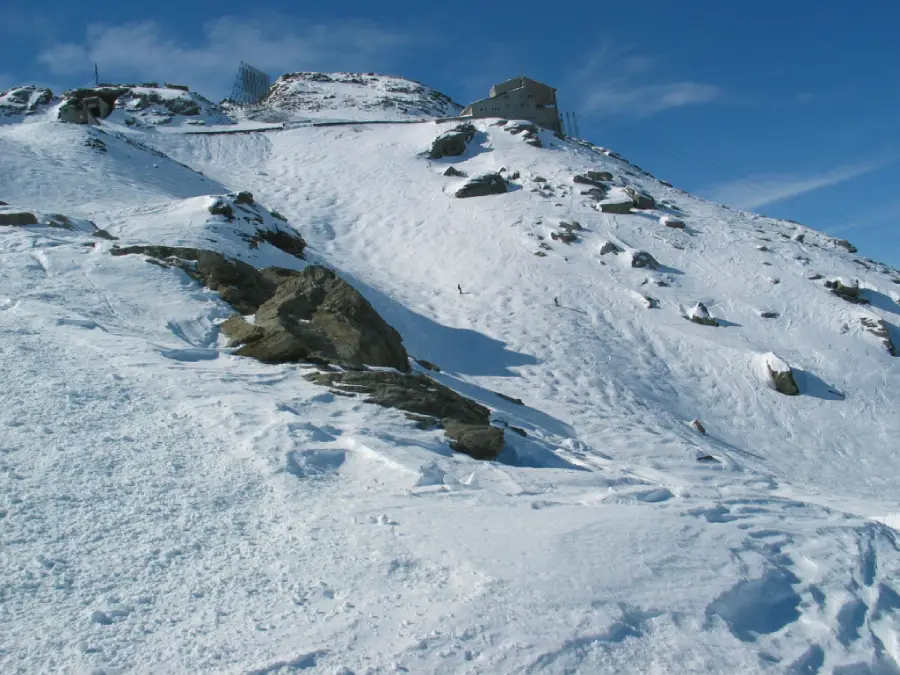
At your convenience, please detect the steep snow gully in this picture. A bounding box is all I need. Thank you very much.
[1,76,898,674]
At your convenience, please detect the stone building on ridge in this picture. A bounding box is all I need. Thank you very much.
[461,76,562,132]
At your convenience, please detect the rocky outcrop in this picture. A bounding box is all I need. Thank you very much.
[442,166,466,177]
[58,87,127,124]
[825,279,869,305]
[551,231,578,244]
[599,241,622,255]
[304,369,504,460]
[0,211,39,226]
[764,352,800,395]
[455,172,507,198]
[832,238,858,253]
[624,186,656,210]
[860,317,898,356]
[224,266,409,370]
[688,302,718,327]
[429,123,476,159]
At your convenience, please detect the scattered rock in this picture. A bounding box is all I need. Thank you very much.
[532,175,547,183]
[573,173,608,188]
[688,302,718,327]
[84,137,107,152]
[759,311,779,319]
[808,273,823,281]
[624,186,656,210]
[764,352,800,395]
[860,317,898,356]
[304,369,503,460]
[691,419,706,434]
[92,229,118,240]
[455,172,507,199]
[581,186,610,200]
[495,391,524,405]
[631,251,660,269]
[558,220,582,231]
[250,228,307,259]
[505,121,537,135]
[824,279,869,304]
[599,241,622,256]
[442,166,466,177]
[509,170,520,180]
[234,191,255,205]
[551,231,578,244]
[660,215,685,229]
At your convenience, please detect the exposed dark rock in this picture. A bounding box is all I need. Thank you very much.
[573,173,608,188]
[760,311,779,319]
[586,170,613,181]
[661,216,685,229]
[251,228,307,258]
[506,121,537,135]
[624,186,656,210]
[234,191,255,205]
[110,246,275,315]
[455,172,507,198]
[691,419,706,434]
[92,229,117,240]
[581,186,610,200]
[860,317,898,356]
[833,239,858,253]
[225,266,409,371]
[415,358,441,372]
[429,131,468,159]
[532,175,547,183]
[442,166,466,177]
[495,391,524,405]
[551,231,578,244]
[208,199,234,220]
[631,251,659,269]
[824,279,869,304]
[765,355,800,395]
[304,369,503,460]
[558,220,582,231]
[599,200,632,214]
[0,211,39,226]
[599,241,622,256]
[808,273,823,281]
[689,302,719,327]
[84,137,107,152]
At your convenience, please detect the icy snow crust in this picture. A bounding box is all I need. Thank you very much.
[1,109,899,674]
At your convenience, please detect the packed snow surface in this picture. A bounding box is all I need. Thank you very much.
[0,93,898,674]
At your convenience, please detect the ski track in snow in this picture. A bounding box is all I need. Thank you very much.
[0,108,898,673]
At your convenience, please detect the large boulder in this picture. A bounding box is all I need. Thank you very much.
[429,131,468,158]
[225,266,409,371]
[764,352,800,395]
[660,215,685,229]
[305,369,504,460]
[625,186,656,210]
[455,172,507,198]
[825,278,869,305]
[0,210,39,226]
[688,302,719,327]
[599,199,632,214]
[631,251,660,269]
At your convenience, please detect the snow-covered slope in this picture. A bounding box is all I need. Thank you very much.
[112,84,235,128]
[2,92,899,675]
[0,85,54,123]
[256,71,463,122]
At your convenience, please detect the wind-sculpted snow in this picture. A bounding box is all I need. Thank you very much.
[1,97,898,673]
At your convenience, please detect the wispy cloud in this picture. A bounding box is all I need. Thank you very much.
[706,159,894,210]
[569,47,723,118]
[36,16,423,98]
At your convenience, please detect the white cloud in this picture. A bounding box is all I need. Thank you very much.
[569,47,722,119]
[706,160,893,210]
[36,16,421,98]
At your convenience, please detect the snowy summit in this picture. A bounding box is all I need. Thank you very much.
[0,71,898,674]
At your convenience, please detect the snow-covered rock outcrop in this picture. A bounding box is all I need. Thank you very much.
[258,71,463,121]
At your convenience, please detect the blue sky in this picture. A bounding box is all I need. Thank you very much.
[3,2,899,267]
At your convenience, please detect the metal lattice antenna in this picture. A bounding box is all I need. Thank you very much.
[229,62,272,107]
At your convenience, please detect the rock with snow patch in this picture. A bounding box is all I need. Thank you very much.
[688,302,719,327]
[832,238,858,253]
[455,172,507,198]
[860,317,898,356]
[624,186,656,210]
[586,170,613,181]
[551,231,578,244]
[442,166,466,177]
[660,215,685,229]
[599,199,633,214]
[631,251,660,269]
[207,198,235,220]
[304,369,503,460]
[429,131,469,159]
[763,352,800,395]
[824,278,869,304]
[599,241,622,256]
[0,210,39,226]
